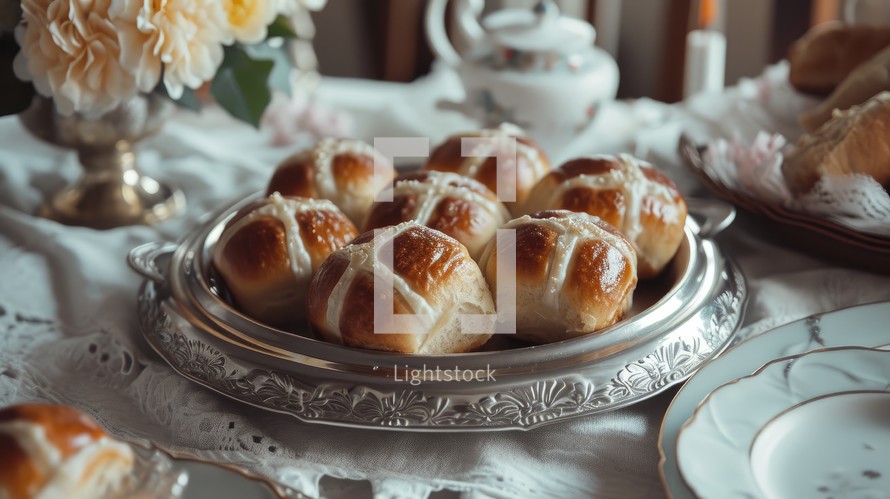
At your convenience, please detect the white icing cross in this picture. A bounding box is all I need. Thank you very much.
[453,125,548,193]
[385,172,509,227]
[500,214,637,310]
[546,154,678,242]
[217,193,339,286]
[322,222,439,342]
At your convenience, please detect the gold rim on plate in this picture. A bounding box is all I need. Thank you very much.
[673,345,890,498]
[130,441,311,499]
[656,300,890,499]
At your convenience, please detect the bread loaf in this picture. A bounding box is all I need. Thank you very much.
[785,92,890,194]
[789,22,890,96]
[800,44,890,132]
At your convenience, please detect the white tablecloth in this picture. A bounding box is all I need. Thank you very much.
[1,67,889,499]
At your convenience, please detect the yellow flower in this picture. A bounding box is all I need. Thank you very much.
[13,0,139,117]
[111,0,231,99]
[225,0,277,44]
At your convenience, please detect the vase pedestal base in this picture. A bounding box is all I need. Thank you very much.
[41,173,185,230]
[20,94,184,230]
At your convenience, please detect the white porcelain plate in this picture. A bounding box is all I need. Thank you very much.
[677,347,890,498]
[126,442,306,499]
[658,301,890,498]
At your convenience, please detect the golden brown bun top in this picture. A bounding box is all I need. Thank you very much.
[551,156,684,202]
[422,124,550,207]
[344,222,468,294]
[526,155,685,230]
[267,138,390,196]
[505,210,635,265]
[492,210,637,298]
[0,404,106,458]
[308,222,474,343]
[307,219,495,353]
[216,194,358,279]
[363,171,509,235]
[212,196,359,330]
[527,208,623,226]
[0,404,134,499]
[527,155,686,279]
[0,404,109,499]
[524,209,634,247]
[266,138,395,225]
[789,22,890,96]
[427,129,545,173]
[388,170,499,200]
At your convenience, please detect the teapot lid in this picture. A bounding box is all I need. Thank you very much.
[483,1,595,54]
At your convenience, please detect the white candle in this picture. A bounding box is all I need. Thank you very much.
[683,29,726,99]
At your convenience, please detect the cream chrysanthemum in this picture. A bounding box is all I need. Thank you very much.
[13,0,139,116]
[111,0,231,99]
[225,0,277,44]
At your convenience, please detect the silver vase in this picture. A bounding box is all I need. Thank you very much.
[19,94,185,229]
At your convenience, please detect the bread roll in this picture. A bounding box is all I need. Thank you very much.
[267,138,395,226]
[308,221,495,353]
[364,171,511,260]
[0,403,134,499]
[422,124,550,215]
[478,210,637,343]
[522,154,686,279]
[785,91,890,194]
[800,44,890,132]
[212,193,358,328]
[789,22,890,96]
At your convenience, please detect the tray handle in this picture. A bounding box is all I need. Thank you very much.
[128,242,177,284]
[686,198,736,239]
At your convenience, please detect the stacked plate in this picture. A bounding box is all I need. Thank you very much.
[659,301,890,498]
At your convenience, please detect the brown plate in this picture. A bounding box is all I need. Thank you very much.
[679,134,890,274]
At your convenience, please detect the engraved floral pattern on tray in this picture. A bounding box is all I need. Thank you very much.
[137,270,746,429]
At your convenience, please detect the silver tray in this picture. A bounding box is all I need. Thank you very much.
[129,195,747,431]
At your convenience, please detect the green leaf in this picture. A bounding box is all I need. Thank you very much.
[211,45,274,128]
[243,42,292,96]
[156,83,202,113]
[0,34,35,117]
[174,87,202,112]
[266,15,298,39]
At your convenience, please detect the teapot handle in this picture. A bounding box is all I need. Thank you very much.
[425,0,485,67]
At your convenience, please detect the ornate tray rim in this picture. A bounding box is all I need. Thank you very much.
[131,197,748,431]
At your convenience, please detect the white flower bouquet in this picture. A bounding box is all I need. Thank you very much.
[0,0,310,126]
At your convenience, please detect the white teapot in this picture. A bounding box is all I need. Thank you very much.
[425,0,619,154]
